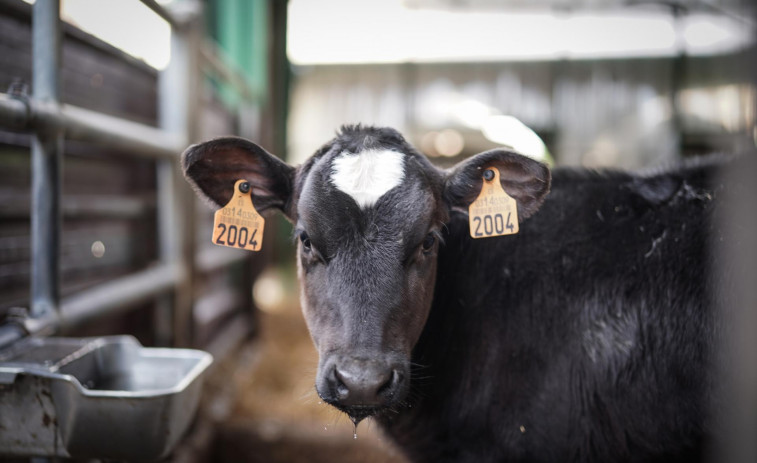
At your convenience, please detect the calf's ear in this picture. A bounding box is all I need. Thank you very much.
[181,137,295,218]
[444,149,551,221]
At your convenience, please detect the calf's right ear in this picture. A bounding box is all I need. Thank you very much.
[181,137,295,218]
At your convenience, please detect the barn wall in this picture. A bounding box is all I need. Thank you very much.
[289,53,754,169]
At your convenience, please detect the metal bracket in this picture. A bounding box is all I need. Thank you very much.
[4,80,32,131]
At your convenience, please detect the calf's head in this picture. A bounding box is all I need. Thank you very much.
[182,126,550,423]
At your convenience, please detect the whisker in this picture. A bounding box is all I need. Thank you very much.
[409,361,431,369]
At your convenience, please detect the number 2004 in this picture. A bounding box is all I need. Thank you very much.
[215,223,258,249]
[473,212,514,237]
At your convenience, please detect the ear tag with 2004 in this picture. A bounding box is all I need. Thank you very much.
[468,167,519,239]
[212,179,265,251]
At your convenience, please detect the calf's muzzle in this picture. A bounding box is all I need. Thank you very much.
[319,356,406,418]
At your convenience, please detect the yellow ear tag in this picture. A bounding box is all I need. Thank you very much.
[212,179,265,251]
[468,167,519,239]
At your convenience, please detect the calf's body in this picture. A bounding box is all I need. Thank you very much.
[384,165,718,462]
[182,126,728,463]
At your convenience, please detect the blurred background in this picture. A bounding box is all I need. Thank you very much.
[288,0,754,169]
[0,0,754,461]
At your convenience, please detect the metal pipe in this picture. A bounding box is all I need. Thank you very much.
[157,162,179,264]
[199,41,254,101]
[31,0,62,318]
[159,16,201,347]
[59,263,182,329]
[154,160,179,345]
[0,194,154,219]
[0,96,184,159]
[203,313,251,362]
[62,104,183,159]
[196,246,247,273]
[158,25,189,348]
[139,0,180,28]
[713,155,757,462]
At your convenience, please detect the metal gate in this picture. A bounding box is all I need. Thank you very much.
[0,0,265,357]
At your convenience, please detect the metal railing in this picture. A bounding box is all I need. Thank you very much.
[0,0,252,349]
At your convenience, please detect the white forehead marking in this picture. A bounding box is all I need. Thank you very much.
[330,149,406,208]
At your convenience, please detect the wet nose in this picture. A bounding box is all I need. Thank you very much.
[330,360,400,407]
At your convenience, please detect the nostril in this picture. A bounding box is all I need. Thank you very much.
[333,368,350,400]
[377,369,399,397]
[330,362,405,407]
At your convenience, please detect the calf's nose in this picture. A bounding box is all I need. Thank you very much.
[330,360,399,407]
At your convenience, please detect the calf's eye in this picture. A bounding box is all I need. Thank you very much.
[422,233,436,252]
[299,231,312,252]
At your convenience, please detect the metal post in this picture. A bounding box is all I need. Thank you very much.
[30,0,62,318]
[158,8,201,347]
[177,17,200,348]
[155,25,186,346]
[154,160,177,346]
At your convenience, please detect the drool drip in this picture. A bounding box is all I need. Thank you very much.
[351,417,359,440]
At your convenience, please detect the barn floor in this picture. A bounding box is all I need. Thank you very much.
[209,281,409,463]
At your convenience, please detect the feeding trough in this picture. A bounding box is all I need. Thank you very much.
[0,335,212,461]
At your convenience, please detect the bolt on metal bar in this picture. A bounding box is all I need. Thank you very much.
[0,324,25,351]
[0,93,29,129]
[30,0,62,318]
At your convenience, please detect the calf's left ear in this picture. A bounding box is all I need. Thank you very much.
[181,137,295,217]
[444,149,551,221]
